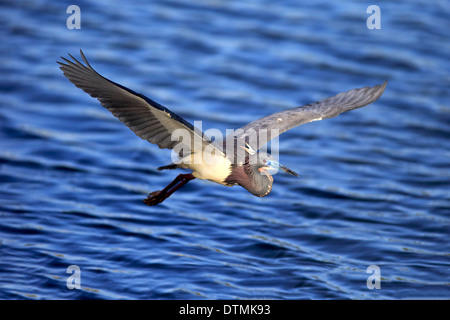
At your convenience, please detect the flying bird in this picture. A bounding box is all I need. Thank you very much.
[58,50,387,205]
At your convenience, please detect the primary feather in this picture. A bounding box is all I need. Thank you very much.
[232,81,387,151]
[58,50,220,154]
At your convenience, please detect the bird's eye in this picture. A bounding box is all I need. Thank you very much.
[263,159,267,164]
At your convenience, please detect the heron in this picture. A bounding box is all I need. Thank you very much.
[58,50,387,206]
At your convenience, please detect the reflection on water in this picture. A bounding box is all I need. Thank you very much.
[0,0,449,299]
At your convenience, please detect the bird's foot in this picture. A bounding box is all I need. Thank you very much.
[143,191,165,206]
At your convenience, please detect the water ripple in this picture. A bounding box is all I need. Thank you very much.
[1,0,449,300]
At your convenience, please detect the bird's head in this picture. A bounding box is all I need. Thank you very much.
[252,152,299,177]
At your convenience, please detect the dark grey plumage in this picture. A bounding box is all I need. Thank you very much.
[232,81,387,153]
[224,153,274,197]
[57,50,221,155]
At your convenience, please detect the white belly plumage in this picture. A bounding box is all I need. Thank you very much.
[178,152,232,185]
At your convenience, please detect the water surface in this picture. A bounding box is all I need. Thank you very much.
[0,0,449,299]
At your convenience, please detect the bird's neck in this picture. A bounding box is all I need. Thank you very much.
[225,164,273,197]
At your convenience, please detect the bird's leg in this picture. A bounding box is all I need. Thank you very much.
[143,173,196,206]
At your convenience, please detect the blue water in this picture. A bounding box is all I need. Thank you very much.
[0,0,449,299]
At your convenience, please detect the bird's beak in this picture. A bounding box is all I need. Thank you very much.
[260,160,299,177]
[279,164,300,177]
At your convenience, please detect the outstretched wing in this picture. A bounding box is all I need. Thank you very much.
[58,50,221,155]
[231,81,387,152]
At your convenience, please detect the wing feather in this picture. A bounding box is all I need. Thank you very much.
[232,81,387,151]
[58,50,221,156]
